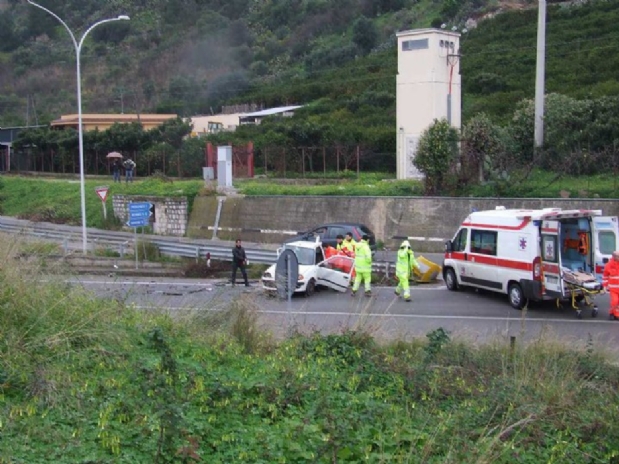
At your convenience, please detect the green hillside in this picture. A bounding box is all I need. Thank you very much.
[3,0,619,177]
[0,0,513,127]
[461,0,619,123]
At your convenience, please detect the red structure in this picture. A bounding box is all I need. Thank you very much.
[206,142,254,179]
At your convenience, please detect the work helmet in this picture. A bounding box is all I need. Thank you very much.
[400,240,411,249]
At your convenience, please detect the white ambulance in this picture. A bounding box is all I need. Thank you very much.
[443,207,619,310]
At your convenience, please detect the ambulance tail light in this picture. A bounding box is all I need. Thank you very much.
[532,256,542,281]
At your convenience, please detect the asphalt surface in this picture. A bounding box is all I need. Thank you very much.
[59,274,619,351]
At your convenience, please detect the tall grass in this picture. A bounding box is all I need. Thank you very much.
[2,236,619,462]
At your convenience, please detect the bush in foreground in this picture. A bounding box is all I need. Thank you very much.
[1,240,619,462]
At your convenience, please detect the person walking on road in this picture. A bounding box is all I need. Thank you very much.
[603,250,619,319]
[351,234,372,297]
[231,239,250,287]
[123,158,136,183]
[112,160,121,183]
[394,240,419,302]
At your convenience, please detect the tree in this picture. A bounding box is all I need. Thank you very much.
[510,93,592,169]
[352,16,378,54]
[0,11,19,52]
[461,113,511,184]
[413,119,459,195]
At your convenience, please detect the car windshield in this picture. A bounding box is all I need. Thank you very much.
[283,245,315,266]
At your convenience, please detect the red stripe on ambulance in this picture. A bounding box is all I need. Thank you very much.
[461,218,531,231]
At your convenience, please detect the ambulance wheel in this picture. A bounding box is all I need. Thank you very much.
[304,279,316,298]
[508,283,525,310]
[445,268,459,291]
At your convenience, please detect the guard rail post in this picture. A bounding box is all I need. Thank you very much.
[195,246,200,263]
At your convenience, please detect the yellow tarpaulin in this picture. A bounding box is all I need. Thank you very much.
[413,256,442,283]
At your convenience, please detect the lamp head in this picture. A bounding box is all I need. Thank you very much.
[117,15,130,20]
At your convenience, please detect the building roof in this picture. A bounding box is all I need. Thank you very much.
[396,28,460,38]
[240,105,303,118]
[50,114,178,127]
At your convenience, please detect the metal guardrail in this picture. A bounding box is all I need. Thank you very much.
[0,219,396,274]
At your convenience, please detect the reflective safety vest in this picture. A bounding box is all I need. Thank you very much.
[354,240,372,273]
[341,239,356,255]
[396,248,419,279]
[603,260,619,291]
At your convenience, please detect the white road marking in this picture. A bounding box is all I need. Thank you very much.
[207,226,298,235]
[54,280,447,290]
[133,305,608,324]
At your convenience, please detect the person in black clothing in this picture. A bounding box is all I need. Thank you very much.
[231,239,250,286]
[112,160,121,183]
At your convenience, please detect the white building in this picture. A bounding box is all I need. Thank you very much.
[191,113,243,136]
[396,28,461,180]
[190,105,303,136]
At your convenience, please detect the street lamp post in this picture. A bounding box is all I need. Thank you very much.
[534,0,547,150]
[27,1,129,254]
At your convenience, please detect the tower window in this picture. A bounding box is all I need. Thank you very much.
[402,38,429,51]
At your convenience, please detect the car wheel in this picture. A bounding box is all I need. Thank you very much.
[304,279,316,298]
[508,282,526,310]
[444,268,459,291]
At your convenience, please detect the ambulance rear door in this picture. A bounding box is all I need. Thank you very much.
[540,219,563,296]
[592,216,619,282]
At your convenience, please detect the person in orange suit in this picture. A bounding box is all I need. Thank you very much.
[603,250,619,320]
[324,245,338,260]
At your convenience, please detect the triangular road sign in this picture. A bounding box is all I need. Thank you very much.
[95,186,109,202]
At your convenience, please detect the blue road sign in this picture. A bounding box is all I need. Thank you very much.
[129,210,151,219]
[126,217,150,228]
[129,202,152,213]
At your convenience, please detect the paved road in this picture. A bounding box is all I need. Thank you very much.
[60,275,619,351]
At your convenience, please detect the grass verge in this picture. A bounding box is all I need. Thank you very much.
[1,176,203,229]
[3,171,619,235]
[1,237,619,462]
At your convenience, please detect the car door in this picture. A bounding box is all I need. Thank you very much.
[540,219,563,296]
[467,228,501,290]
[316,256,355,292]
[446,227,471,286]
[592,216,619,282]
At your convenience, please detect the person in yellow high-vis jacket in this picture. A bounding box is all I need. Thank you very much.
[351,235,372,297]
[341,232,357,255]
[394,240,419,302]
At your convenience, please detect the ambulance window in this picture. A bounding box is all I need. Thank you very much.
[542,235,557,262]
[599,231,616,255]
[471,229,497,256]
[453,229,468,252]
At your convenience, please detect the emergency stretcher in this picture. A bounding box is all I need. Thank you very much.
[558,267,602,318]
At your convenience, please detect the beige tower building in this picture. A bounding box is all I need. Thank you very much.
[396,28,461,179]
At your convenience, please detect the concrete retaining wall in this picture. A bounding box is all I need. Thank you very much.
[188,196,619,252]
[113,195,188,236]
